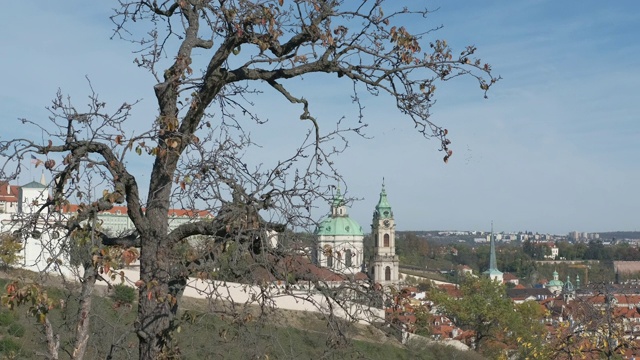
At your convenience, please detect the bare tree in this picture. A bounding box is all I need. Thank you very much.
[0,1,497,358]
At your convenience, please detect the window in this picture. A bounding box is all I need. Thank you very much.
[375,234,378,247]
[327,255,333,268]
[345,249,352,267]
[383,234,390,247]
[385,266,391,281]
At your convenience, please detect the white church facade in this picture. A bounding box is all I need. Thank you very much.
[314,187,366,275]
[314,182,400,286]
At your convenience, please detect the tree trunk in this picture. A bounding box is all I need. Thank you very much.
[71,265,97,360]
[136,233,186,360]
[43,317,60,360]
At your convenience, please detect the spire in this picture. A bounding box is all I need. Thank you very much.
[374,179,392,219]
[489,222,498,271]
[40,171,46,186]
[485,221,503,281]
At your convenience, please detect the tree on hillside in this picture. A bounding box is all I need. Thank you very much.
[430,276,545,356]
[452,244,482,272]
[430,276,512,353]
[497,245,535,280]
[0,1,497,359]
[397,232,432,267]
[511,300,549,359]
[523,239,551,260]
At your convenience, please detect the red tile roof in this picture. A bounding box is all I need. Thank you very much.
[436,284,462,298]
[613,306,640,319]
[587,294,640,305]
[503,272,518,281]
[0,182,19,203]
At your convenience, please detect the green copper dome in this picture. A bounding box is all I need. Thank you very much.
[563,276,574,293]
[316,186,364,236]
[315,216,364,236]
[547,279,564,286]
[547,271,564,287]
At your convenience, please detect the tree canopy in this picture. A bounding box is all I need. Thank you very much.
[430,275,546,357]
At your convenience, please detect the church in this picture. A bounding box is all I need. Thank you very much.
[314,182,400,286]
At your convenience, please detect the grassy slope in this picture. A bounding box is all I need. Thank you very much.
[0,273,483,360]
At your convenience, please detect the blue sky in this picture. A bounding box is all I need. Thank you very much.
[1,1,639,234]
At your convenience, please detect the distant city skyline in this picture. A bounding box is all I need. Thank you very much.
[1,1,639,234]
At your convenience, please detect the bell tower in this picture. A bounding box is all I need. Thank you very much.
[370,180,399,286]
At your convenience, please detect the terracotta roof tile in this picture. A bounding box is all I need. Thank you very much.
[503,272,518,281]
[0,182,19,202]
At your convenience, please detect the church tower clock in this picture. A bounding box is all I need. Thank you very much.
[370,180,399,286]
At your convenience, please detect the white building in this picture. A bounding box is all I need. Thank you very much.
[544,245,559,260]
[369,183,399,286]
[18,174,49,214]
[314,188,365,275]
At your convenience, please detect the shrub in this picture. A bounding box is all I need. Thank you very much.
[0,337,21,353]
[0,233,23,268]
[7,323,25,338]
[112,284,136,305]
[0,311,14,327]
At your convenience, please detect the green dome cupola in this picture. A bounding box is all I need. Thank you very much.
[547,270,564,287]
[315,186,364,236]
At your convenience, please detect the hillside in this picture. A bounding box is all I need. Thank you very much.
[0,270,483,359]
